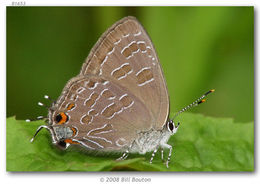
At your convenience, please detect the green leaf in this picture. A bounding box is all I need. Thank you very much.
[6,113,254,171]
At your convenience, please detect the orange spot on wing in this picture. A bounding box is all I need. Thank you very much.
[67,103,75,110]
[64,139,79,144]
[58,112,68,124]
[71,127,77,136]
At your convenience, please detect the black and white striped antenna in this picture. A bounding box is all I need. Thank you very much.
[171,89,215,121]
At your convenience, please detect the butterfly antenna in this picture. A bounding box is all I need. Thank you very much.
[172,89,215,120]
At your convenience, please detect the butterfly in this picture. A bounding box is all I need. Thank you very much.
[28,16,214,168]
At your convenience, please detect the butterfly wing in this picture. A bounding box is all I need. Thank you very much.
[50,75,151,150]
[50,17,169,150]
[80,16,169,131]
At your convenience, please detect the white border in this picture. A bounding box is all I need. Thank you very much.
[0,0,258,6]
[1,1,258,186]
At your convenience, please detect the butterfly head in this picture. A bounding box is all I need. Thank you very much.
[166,119,179,135]
[167,89,215,135]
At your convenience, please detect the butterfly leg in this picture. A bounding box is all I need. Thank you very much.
[161,148,164,161]
[161,143,172,168]
[116,150,129,161]
[149,147,159,164]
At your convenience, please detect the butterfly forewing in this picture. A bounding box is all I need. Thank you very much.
[51,16,169,151]
[80,16,169,130]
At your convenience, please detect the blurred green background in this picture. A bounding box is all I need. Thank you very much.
[7,7,254,122]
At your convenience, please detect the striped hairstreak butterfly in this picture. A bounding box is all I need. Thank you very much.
[28,16,214,168]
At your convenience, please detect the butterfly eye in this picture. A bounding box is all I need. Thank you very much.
[167,120,175,132]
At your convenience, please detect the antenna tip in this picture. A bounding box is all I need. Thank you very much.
[205,89,215,96]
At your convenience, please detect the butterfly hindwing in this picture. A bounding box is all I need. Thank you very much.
[50,75,152,150]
